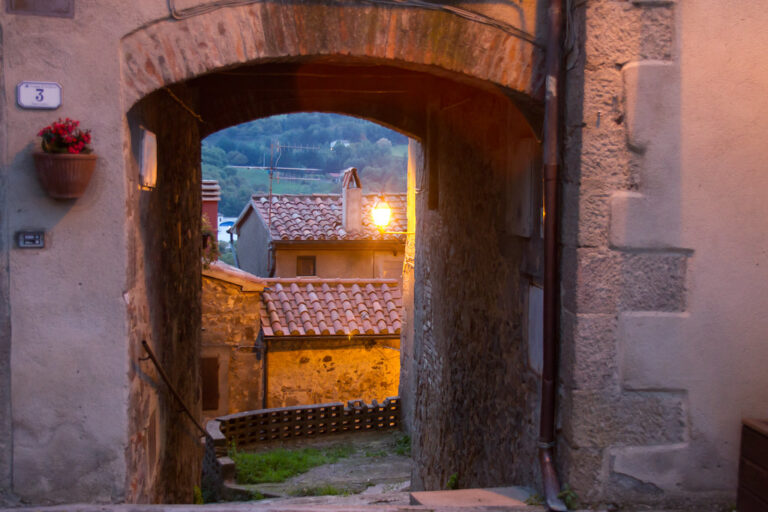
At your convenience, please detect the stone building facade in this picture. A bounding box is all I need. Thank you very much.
[201,263,266,418]
[201,263,402,414]
[0,0,767,509]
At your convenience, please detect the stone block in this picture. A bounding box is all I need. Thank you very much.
[561,389,687,448]
[619,311,690,390]
[561,180,612,248]
[585,2,674,67]
[560,312,618,391]
[561,248,621,314]
[610,443,689,492]
[581,66,625,128]
[610,191,682,249]
[557,439,607,502]
[619,251,688,311]
[573,126,633,186]
[623,60,678,153]
[563,248,688,314]
[611,61,683,249]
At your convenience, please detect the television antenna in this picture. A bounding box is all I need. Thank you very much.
[227,140,334,228]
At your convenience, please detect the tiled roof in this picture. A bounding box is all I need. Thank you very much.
[246,193,407,242]
[259,278,402,337]
[202,260,265,291]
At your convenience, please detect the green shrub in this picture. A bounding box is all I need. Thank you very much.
[393,433,411,456]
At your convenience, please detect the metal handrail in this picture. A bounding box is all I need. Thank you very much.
[140,340,211,440]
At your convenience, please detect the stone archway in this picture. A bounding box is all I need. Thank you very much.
[120,2,543,110]
[121,2,546,502]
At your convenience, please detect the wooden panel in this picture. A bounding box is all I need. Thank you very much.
[739,458,768,504]
[737,485,768,512]
[201,357,219,411]
[742,424,768,467]
[296,255,316,276]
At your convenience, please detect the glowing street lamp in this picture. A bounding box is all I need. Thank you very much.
[371,195,412,235]
[372,196,392,232]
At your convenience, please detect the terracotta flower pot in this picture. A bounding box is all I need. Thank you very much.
[33,152,97,199]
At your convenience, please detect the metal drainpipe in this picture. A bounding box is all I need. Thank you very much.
[268,242,276,277]
[539,0,567,510]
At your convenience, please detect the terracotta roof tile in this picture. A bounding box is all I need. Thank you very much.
[259,278,403,338]
[247,193,407,242]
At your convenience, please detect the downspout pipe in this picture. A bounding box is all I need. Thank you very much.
[539,0,567,510]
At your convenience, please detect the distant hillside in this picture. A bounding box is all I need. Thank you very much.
[202,113,409,216]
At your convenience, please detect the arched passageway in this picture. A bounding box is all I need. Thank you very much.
[122,2,544,502]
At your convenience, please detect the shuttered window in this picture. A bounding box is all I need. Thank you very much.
[297,256,316,276]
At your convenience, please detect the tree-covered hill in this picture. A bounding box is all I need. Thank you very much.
[202,113,409,216]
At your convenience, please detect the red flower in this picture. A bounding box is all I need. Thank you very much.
[37,118,93,154]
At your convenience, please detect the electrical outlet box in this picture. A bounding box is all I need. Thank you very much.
[15,231,45,249]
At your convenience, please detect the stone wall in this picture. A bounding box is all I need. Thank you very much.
[201,275,263,415]
[558,1,691,504]
[125,86,203,503]
[398,139,420,433]
[558,0,768,507]
[267,338,401,408]
[411,83,541,491]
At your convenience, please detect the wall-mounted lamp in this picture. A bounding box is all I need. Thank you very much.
[139,127,157,189]
[372,196,413,235]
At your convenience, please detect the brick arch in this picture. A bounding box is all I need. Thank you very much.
[120,2,544,111]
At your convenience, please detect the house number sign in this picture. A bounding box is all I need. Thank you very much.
[16,82,62,110]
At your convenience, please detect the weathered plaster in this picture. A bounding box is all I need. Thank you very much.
[274,249,403,280]
[2,3,138,503]
[0,23,14,506]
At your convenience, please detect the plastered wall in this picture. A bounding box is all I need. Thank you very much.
[274,249,403,280]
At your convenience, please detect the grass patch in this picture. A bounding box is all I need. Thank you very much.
[393,433,411,456]
[364,449,388,458]
[231,444,355,485]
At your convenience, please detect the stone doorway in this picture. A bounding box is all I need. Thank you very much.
[121,3,544,501]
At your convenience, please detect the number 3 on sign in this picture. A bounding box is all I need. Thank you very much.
[17,82,62,109]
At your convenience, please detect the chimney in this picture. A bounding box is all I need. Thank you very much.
[202,179,221,236]
[342,168,362,233]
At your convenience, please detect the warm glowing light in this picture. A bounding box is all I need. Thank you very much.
[372,197,392,230]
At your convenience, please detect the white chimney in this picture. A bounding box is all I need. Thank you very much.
[342,167,362,233]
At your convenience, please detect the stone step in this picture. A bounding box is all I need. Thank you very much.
[410,486,534,509]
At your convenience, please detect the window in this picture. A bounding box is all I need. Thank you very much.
[297,256,316,276]
[201,357,219,411]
